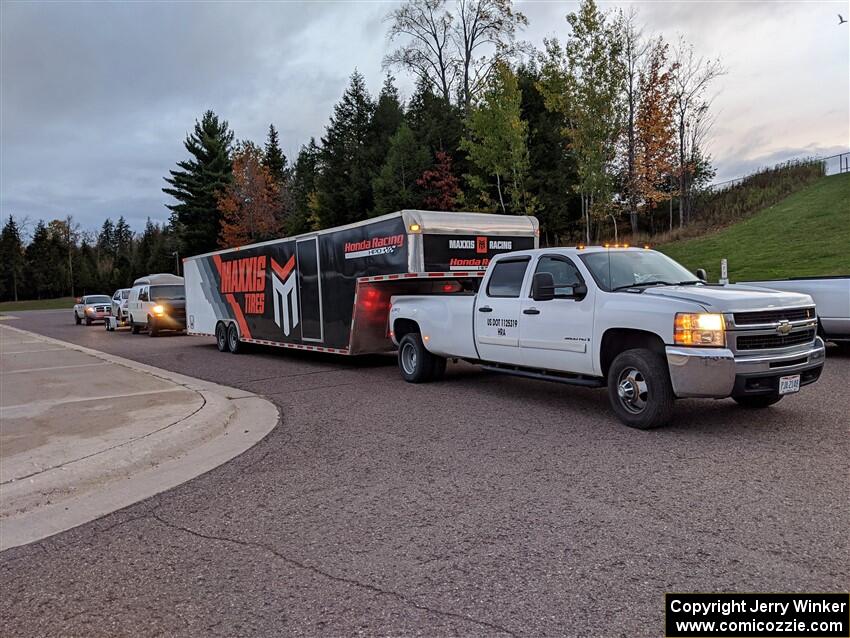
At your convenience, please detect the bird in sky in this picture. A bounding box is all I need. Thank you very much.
[840,14,848,24]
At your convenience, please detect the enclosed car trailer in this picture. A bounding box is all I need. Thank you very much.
[184,210,539,355]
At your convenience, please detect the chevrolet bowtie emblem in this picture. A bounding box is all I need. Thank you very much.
[776,320,793,335]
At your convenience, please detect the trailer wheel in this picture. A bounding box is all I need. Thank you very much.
[215,322,228,352]
[607,348,674,429]
[226,323,242,354]
[398,333,444,383]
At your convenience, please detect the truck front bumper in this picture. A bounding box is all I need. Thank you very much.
[665,337,826,399]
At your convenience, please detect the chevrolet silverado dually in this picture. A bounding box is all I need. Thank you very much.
[389,246,826,429]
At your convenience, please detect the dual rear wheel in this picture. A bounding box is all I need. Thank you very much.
[397,333,446,383]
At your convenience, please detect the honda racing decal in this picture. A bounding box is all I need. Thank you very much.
[344,234,405,260]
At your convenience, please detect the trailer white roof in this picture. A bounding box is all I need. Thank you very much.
[185,210,539,261]
[401,210,538,236]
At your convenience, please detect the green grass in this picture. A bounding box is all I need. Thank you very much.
[0,296,77,312]
[659,173,850,281]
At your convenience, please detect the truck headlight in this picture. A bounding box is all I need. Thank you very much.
[152,305,165,316]
[674,313,725,347]
[85,307,94,314]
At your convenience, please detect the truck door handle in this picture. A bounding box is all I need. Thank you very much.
[523,308,540,315]
[478,306,493,313]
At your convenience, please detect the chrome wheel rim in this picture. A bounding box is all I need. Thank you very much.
[217,327,226,348]
[400,342,417,375]
[617,366,648,414]
[229,329,237,350]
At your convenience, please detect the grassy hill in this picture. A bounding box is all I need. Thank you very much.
[659,172,850,281]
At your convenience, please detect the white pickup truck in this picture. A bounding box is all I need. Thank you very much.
[389,246,826,429]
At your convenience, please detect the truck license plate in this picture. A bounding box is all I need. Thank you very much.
[779,375,801,395]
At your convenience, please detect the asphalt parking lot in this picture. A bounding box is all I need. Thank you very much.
[2,309,848,637]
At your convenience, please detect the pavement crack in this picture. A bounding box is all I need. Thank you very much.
[0,396,208,485]
[149,512,517,636]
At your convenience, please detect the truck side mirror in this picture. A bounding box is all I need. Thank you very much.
[571,283,588,299]
[696,268,707,282]
[532,272,556,301]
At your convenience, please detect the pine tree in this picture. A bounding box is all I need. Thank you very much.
[25,222,58,299]
[407,78,465,166]
[163,110,234,257]
[369,75,405,169]
[263,124,288,184]
[0,216,25,301]
[97,218,116,258]
[517,63,578,244]
[372,123,431,215]
[77,241,99,294]
[114,216,134,282]
[315,70,377,228]
[288,139,322,235]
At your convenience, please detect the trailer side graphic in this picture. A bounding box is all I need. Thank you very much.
[184,210,538,354]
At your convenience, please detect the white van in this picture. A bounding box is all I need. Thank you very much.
[127,273,186,336]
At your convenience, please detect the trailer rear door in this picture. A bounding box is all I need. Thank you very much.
[296,237,323,341]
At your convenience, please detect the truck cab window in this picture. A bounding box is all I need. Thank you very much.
[139,288,148,302]
[487,259,529,298]
[534,257,582,297]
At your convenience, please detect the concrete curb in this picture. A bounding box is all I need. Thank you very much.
[0,324,279,551]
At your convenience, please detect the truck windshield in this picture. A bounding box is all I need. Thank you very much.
[149,285,185,301]
[86,296,111,304]
[579,251,699,292]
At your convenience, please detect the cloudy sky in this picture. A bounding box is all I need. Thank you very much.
[1,0,848,234]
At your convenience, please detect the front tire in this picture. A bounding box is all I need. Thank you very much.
[85,317,92,326]
[75,313,81,325]
[733,394,783,409]
[607,348,674,429]
[147,316,158,337]
[226,323,241,354]
[398,333,445,383]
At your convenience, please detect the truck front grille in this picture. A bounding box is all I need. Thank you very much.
[733,307,814,325]
[736,329,815,351]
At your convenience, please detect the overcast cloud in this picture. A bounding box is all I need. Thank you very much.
[1,0,847,234]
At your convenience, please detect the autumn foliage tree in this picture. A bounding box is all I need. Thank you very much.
[418,151,461,210]
[634,39,677,216]
[218,142,283,248]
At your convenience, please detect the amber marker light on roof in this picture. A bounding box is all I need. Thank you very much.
[408,223,421,232]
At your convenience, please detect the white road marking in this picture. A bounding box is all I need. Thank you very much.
[1,362,106,375]
[1,348,69,355]
[1,386,186,413]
